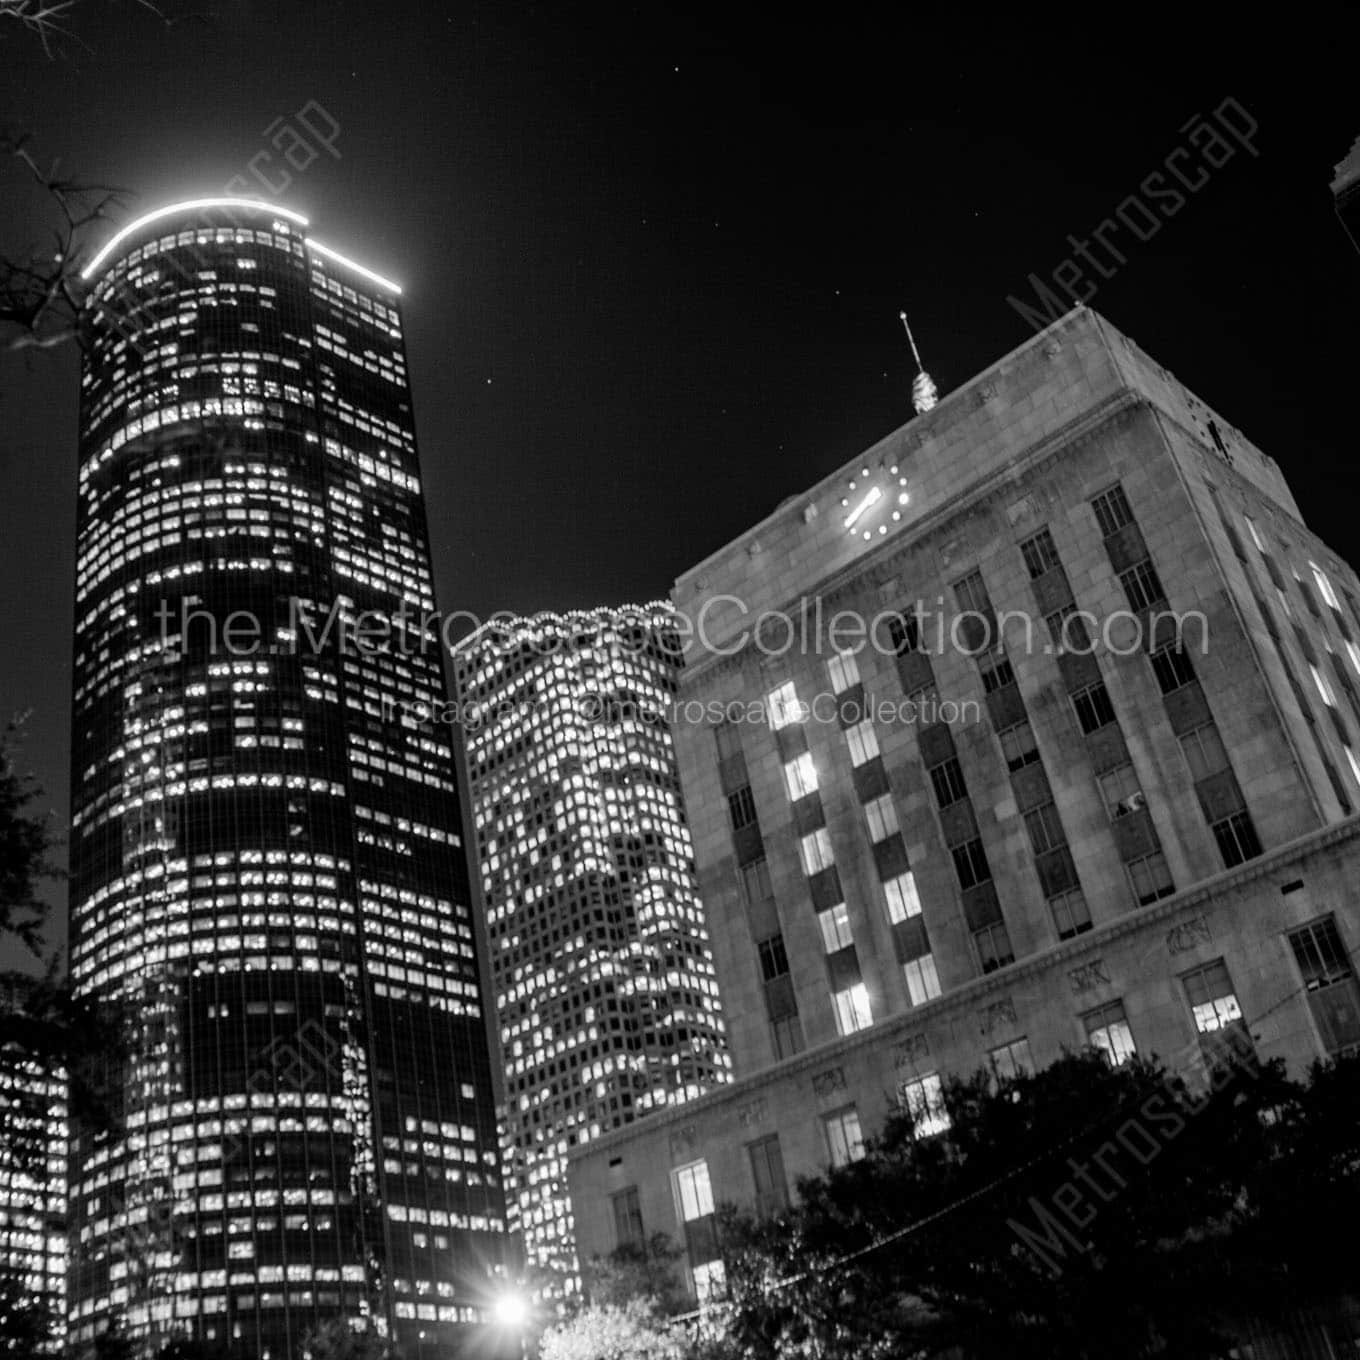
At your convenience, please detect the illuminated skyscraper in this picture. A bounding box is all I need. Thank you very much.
[451,606,730,1297]
[70,200,511,1358]
[0,979,68,1354]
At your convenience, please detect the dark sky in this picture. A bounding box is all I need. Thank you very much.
[2,2,1358,964]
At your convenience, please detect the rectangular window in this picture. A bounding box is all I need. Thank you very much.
[747,1135,789,1216]
[953,570,990,614]
[952,838,990,890]
[1346,745,1360,790]
[739,857,772,904]
[727,785,758,831]
[977,650,1015,693]
[1092,484,1134,537]
[673,1160,715,1222]
[929,757,968,807]
[1311,663,1337,709]
[757,934,790,981]
[887,610,920,656]
[1098,763,1143,819]
[1024,800,1065,854]
[1120,559,1165,612]
[1180,724,1229,782]
[714,722,743,764]
[827,649,861,694]
[832,983,873,1036]
[903,953,942,1005]
[898,1072,951,1138]
[998,719,1040,771]
[1212,810,1262,868]
[1050,887,1092,939]
[1244,514,1268,553]
[1183,959,1245,1035]
[1310,563,1342,610]
[1128,850,1174,905]
[1289,916,1360,1056]
[771,1015,803,1060]
[1150,644,1197,694]
[989,1037,1034,1082]
[1020,528,1061,579]
[817,902,855,952]
[766,681,803,730]
[692,1259,725,1302]
[863,792,899,842]
[783,752,819,801]
[798,828,834,875]
[823,1106,864,1168]
[611,1187,645,1250]
[1344,639,1360,678]
[845,719,880,767]
[883,870,922,922]
[1084,1000,1137,1066]
[1045,602,1087,653]
[973,920,1014,973]
[1072,681,1116,734]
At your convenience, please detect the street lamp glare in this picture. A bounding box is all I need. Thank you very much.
[492,1290,530,1329]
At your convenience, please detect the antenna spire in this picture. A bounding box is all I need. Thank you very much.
[899,310,939,415]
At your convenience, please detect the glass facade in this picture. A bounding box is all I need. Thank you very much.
[70,202,511,1358]
[452,607,731,1299]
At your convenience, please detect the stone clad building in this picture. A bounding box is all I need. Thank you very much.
[567,306,1360,1298]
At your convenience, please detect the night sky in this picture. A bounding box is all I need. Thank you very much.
[2,3,1358,962]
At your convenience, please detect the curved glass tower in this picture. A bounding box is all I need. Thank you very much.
[70,200,511,1358]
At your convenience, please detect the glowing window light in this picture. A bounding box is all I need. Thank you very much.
[305,237,403,294]
[843,484,882,530]
[81,199,309,280]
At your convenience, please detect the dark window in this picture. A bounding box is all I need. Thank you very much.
[1150,643,1196,694]
[1050,888,1092,939]
[1024,801,1065,854]
[1120,559,1166,611]
[929,757,968,808]
[1180,724,1229,781]
[1072,682,1116,734]
[1092,484,1134,537]
[1289,917,1360,1055]
[747,1135,789,1216]
[612,1187,645,1250]
[998,719,1040,771]
[978,651,1014,693]
[887,610,921,656]
[728,785,758,830]
[1020,528,1062,579]
[714,722,743,763]
[953,570,990,614]
[973,921,1014,973]
[1211,811,1262,868]
[739,857,772,904]
[757,934,790,981]
[952,838,991,889]
[1045,603,1090,653]
[1128,850,1175,905]
[771,1014,803,1059]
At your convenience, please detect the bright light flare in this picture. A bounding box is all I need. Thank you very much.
[491,1290,530,1329]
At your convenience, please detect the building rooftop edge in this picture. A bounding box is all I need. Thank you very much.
[449,600,676,656]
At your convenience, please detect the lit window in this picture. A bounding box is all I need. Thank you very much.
[783,753,818,801]
[827,650,860,694]
[1182,959,1245,1035]
[902,953,941,1005]
[1345,640,1360,678]
[798,828,835,875]
[823,1106,864,1167]
[766,681,802,730]
[1244,514,1268,553]
[673,1160,714,1221]
[817,903,854,952]
[1311,664,1337,709]
[883,870,921,922]
[831,983,872,1035]
[863,793,898,842]
[1310,563,1341,610]
[898,1071,950,1137]
[692,1258,725,1302]
[845,719,880,766]
[1346,746,1360,790]
[1084,1000,1137,1066]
